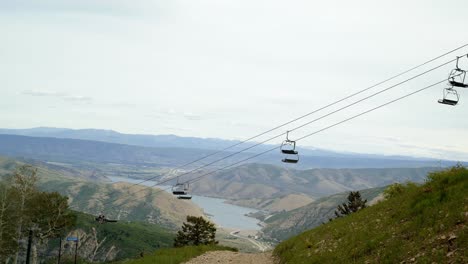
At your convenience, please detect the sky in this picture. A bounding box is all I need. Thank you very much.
[1,0,468,160]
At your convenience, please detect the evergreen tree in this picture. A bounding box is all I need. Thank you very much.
[334,191,367,218]
[174,216,218,247]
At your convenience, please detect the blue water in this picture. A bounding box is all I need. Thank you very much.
[108,176,261,230]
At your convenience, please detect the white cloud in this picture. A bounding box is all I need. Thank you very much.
[21,90,93,103]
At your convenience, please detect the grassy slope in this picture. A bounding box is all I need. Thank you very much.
[123,245,237,264]
[274,167,467,263]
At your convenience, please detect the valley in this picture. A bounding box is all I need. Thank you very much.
[0,130,466,263]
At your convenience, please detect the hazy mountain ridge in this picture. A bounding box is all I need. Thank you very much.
[0,128,453,169]
[0,127,239,151]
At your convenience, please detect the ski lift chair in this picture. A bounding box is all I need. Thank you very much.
[281,131,300,164]
[448,56,468,88]
[281,140,298,155]
[172,182,188,196]
[438,87,459,106]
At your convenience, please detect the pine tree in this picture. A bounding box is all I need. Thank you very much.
[334,191,367,218]
[174,216,218,247]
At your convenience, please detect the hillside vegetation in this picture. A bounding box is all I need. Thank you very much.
[263,186,385,241]
[274,167,467,263]
[46,212,175,262]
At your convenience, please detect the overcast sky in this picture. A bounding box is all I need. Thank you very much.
[1,0,468,160]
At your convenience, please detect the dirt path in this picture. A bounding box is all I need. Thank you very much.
[183,251,275,264]
[229,230,271,252]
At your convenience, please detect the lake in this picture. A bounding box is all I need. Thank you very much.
[108,176,261,230]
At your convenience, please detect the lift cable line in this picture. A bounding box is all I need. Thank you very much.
[182,79,448,187]
[99,55,463,208]
[97,44,468,203]
[101,56,466,209]
[107,78,447,211]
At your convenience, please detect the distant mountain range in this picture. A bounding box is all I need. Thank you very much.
[0,127,458,169]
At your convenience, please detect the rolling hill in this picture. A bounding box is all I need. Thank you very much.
[190,163,436,202]
[0,156,204,229]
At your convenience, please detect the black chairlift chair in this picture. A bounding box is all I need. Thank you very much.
[95,214,117,224]
[448,56,468,88]
[172,181,192,199]
[281,131,299,164]
[172,179,188,195]
[281,132,298,155]
[438,87,459,106]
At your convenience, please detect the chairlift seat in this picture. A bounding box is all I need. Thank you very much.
[449,80,468,88]
[172,190,187,195]
[281,149,298,154]
[438,99,458,106]
[282,158,298,163]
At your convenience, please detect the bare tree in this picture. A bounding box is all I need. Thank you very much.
[10,166,37,264]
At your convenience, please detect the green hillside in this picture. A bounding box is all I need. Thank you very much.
[274,167,467,263]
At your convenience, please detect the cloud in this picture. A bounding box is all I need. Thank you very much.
[62,95,93,102]
[22,90,65,97]
[183,112,203,121]
[0,0,144,16]
[22,90,93,103]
